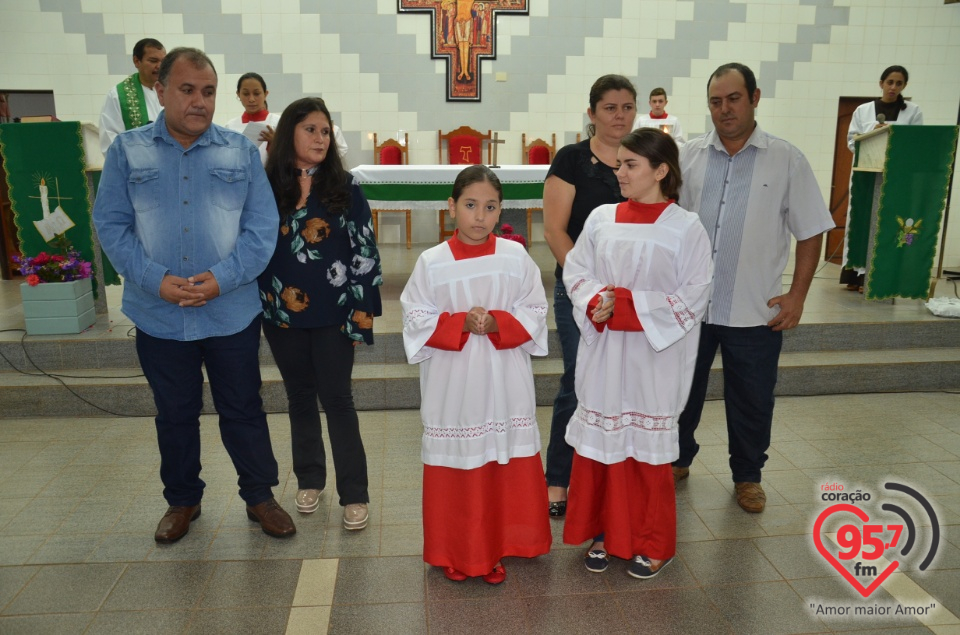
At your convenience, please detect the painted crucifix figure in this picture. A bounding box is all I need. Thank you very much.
[453,0,475,82]
[398,0,528,102]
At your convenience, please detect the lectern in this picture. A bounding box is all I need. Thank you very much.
[846,125,958,300]
[0,121,117,312]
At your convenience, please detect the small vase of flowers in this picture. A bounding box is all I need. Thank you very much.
[13,238,96,335]
[12,238,93,286]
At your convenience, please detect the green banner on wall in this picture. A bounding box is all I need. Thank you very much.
[0,121,119,285]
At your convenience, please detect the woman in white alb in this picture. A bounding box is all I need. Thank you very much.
[225,72,349,166]
[224,73,281,166]
[841,65,922,290]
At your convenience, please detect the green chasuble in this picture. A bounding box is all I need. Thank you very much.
[117,73,151,131]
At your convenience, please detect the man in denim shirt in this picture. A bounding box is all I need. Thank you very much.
[94,48,296,543]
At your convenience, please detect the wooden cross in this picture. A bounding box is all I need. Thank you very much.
[398,0,529,102]
[489,132,505,168]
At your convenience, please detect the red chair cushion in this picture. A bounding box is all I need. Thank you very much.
[379,145,402,165]
[528,145,551,164]
[448,135,481,164]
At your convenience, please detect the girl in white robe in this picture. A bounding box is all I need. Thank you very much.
[562,128,713,579]
[401,165,552,584]
[223,73,281,166]
[224,72,349,167]
[842,65,922,288]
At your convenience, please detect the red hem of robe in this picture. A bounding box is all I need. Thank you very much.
[423,454,551,576]
[563,453,676,561]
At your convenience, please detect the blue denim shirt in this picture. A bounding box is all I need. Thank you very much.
[93,111,279,341]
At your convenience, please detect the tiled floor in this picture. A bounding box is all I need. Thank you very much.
[1,397,959,634]
[2,241,960,633]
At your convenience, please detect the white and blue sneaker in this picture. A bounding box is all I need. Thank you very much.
[584,548,609,573]
[628,555,673,579]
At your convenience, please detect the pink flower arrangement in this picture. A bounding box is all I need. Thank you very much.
[13,245,93,286]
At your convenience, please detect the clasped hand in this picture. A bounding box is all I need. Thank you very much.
[464,307,498,335]
[591,284,616,324]
[159,272,220,307]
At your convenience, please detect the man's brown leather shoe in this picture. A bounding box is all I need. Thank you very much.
[735,482,766,513]
[246,498,296,538]
[154,504,201,543]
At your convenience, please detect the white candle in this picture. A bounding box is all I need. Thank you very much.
[39,178,50,218]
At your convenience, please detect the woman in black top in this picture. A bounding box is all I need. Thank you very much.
[259,97,382,530]
[542,75,637,517]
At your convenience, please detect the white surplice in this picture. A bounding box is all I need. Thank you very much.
[401,238,549,470]
[562,203,714,466]
[224,112,281,166]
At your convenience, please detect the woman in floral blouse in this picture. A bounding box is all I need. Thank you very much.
[259,97,382,530]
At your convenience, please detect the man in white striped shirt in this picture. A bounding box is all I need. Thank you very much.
[672,63,835,513]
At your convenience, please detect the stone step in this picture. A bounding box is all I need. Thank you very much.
[2,348,958,418]
[2,318,959,373]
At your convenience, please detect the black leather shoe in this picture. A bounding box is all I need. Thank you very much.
[154,504,201,543]
[246,498,296,537]
[548,500,567,517]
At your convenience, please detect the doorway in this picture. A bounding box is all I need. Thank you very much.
[825,96,873,265]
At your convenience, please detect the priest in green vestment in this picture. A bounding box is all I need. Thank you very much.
[97,38,166,155]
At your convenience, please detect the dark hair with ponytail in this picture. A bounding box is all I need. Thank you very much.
[451,165,503,203]
[880,65,910,111]
[236,72,269,110]
[585,74,637,138]
[621,128,682,201]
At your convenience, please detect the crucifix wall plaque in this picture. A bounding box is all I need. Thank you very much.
[398,0,529,102]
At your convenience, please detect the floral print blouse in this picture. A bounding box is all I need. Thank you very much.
[258,178,383,345]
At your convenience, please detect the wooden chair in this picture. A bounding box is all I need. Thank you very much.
[438,126,492,241]
[521,133,557,240]
[521,133,556,165]
[372,133,411,249]
[374,132,408,165]
[438,125,491,165]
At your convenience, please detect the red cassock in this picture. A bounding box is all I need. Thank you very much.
[564,456,676,561]
[423,455,550,576]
